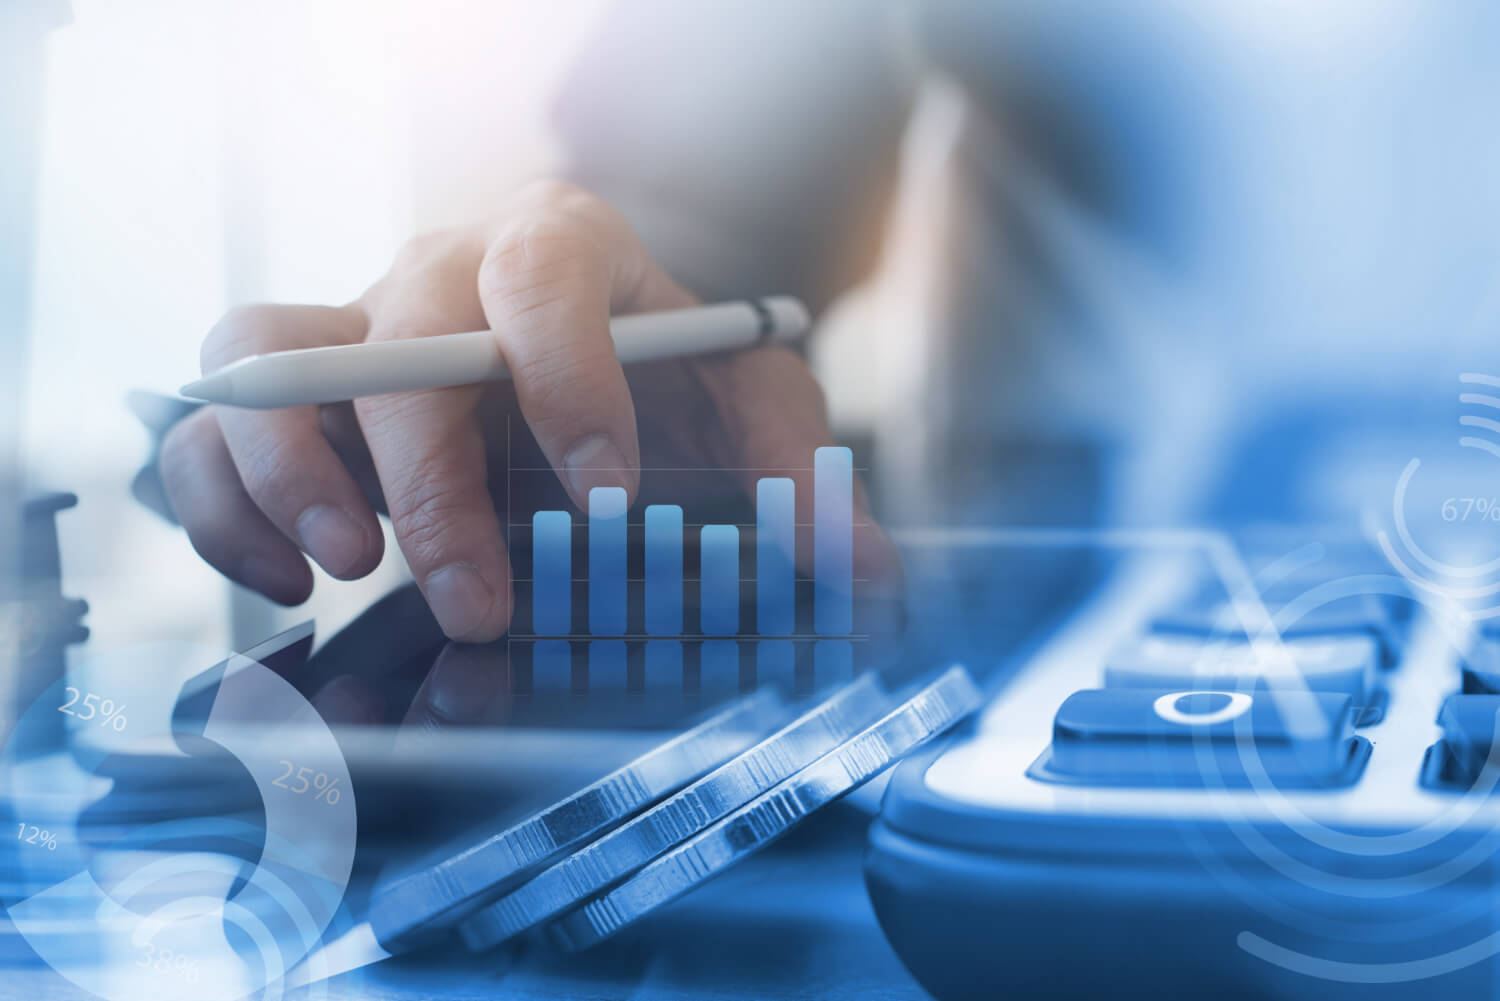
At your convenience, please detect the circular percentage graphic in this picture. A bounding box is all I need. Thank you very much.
[98,701,129,731]
[1440,497,1500,522]
[313,772,341,805]
[57,687,129,731]
[6,636,358,1001]
[271,760,343,805]
[16,824,59,850]
[139,945,201,984]
[171,955,199,983]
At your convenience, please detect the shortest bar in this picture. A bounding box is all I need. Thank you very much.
[700,525,740,636]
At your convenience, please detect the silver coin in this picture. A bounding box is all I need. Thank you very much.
[368,685,787,949]
[459,673,891,950]
[545,666,981,951]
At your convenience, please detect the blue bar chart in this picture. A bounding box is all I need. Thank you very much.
[814,445,853,635]
[700,525,740,636]
[521,446,859,696]
[531,511,571,636]
[588,486,627,635]
[644,505,683,635]
[756,478,795,635]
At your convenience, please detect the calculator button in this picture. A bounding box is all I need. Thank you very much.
[1244,552,1416,623]
[1462,636,1500,695]
[1039,688,1366,786]
[1151,591,1397,666]
[1432,695,1500,781]
[1105,634,1379,711]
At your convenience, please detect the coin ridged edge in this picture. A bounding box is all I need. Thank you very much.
[548,666,980,950]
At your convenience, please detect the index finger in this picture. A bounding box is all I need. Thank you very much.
[475,181,696,510]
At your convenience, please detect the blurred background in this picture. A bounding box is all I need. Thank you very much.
[15,0,618,659]
[7,0,1500,684]
[2,3,1500,998]
[7,0,959,673]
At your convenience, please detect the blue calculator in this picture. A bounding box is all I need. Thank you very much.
[868,532,1500,1001]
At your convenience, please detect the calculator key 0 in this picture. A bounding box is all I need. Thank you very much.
[1028,688,1370,788]
[1105,634,1383,722]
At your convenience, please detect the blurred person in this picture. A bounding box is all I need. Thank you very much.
[158,0,1500,642]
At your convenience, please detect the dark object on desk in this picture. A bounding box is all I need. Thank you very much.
[5,493,89,756]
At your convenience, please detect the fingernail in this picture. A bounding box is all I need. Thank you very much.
[426,642,506,722]
[239,555,312,605]
[295,505,367,578]
[563,434,632,503]
[313,675,385,726]
[425,563,495,639]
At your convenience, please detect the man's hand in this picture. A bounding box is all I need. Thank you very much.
[160,180,898,641]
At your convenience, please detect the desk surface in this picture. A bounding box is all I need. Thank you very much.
[2,808,933,1001]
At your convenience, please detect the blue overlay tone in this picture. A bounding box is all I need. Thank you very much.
[645,504,684,635]
[756,639,795,692]
[814,639,852,686]
[701,640,740,701]
[700,525,740,635]
[756,478,795,635]
[531,510,572,635]
[645,640,683,692]
[533,640,571,692]
[589,640,626,690]
[588,486,627,635]
[814,446,852,635]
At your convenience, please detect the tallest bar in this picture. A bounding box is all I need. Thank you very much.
[756,478,795,636]
[814,446,853,635]
[589,486,627,635]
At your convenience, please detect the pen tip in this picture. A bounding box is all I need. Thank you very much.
[283,922,388,990]
[180,373,230,402]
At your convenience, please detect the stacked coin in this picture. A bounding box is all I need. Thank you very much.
[364,665,980,953]
[367,685,790,950]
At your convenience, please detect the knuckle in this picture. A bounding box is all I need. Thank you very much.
[512,178,599,217]
[184,522,239,577]
[519,343,621,418]
[362,231,487,340]
[201,304,282,372]
[389,479,478,570]
[752,346,829,413]
[234,431,312,509]
[160,409,216,471]
[485,216,603,287]
[479,221,609,332]
[158,411,221,513]
[389,229,478,276]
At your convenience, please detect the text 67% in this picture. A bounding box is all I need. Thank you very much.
[57,687,127,730]
[271,761,342,804]
[1443,498,1500,522]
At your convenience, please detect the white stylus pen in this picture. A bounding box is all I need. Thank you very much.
[180,297,810,409]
